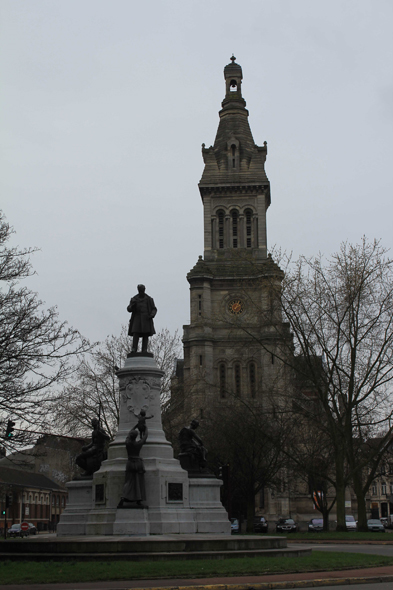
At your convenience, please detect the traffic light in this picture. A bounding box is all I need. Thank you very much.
[5,420,15,439]
[5,494,12,508]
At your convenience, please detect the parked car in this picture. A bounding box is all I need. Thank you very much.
[275,518,298,533]
[380,517,388,528]
[253,516,268,533]
[345,515,357,531]
[308,518,323,532]
[28,523,37,535]
[367,519,385,532]
[7,524,29,538]
[230,518,240,534]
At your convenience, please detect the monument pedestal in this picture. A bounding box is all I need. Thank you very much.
[56,479,93,536]
[58,354,230,536]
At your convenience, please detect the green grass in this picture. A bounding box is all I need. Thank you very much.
[0,552,393,585]
[288,531,392,542]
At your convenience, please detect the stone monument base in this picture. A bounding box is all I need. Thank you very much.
[57,354,230,537]
[58,478,230,536]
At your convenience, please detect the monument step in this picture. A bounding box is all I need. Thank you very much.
[0,547,311,562]
[0,535,288,555]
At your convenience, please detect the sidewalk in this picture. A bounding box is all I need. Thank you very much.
[1,565,393,590]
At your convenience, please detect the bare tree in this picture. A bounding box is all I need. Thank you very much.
[286,399,338,531]
[202,399,290,532]
[52,325,181,439]
[0,211,91,450]
[275,238,393,531]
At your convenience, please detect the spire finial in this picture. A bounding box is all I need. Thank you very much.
[230,54,236,63]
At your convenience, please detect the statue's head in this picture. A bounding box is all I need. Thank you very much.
[129,429,138,440]
[190,419,199,430]
[137,284,146,294]
[92,418,99,428]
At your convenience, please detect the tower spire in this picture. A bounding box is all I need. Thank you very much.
[199,58,269,210]
[222,55,245,109]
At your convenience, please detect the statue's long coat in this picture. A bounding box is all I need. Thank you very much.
[127,293,157,336]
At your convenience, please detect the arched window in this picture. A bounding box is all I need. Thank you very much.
[231,144,236,168]
[219,363,226,398]
[218,210,225,249]
[245,209,253,248]
[227,138,239,170]
[231,210,238,248]
[230,79,237,92]
[249,362,256,398]
[234,363,241,397]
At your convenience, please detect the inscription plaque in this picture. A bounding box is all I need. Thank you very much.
[168,482,183,502]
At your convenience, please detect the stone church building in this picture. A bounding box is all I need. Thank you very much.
[182,56,290,416]
[170,57,355,526]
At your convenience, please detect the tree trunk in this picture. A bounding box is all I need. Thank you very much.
[335,453,346,531]
[321,503,331,531]
[352,470,368,532]
[246,491,255,533]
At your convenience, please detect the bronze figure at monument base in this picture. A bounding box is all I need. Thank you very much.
[75,418,110,477]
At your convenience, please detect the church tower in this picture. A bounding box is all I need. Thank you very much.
[181,57,288,419]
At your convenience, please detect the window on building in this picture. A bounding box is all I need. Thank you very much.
[219,363,226,398]
[372,484,377,495]
[231,210,238,248]
[382,482,387,495]
[218,210,225,249]
[198,294,202,316]
[245,209,253,248]
[389,464,393,475]
[231,144,236,168]
[249,362,256,398]
[234,363,241,397]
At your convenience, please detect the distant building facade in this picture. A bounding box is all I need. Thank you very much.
[0,434,85,530]
[0,465,67,531]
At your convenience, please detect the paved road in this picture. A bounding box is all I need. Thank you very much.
[289,541,393,556]
[285,584,393,590]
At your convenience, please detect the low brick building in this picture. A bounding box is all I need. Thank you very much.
[0,465,67,531]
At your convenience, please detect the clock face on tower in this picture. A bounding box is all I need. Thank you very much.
[228,298,244,315]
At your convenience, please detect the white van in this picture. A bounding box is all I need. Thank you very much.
[345,515,357,531]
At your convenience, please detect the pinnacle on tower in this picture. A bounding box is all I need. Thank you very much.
[199,57,269,199]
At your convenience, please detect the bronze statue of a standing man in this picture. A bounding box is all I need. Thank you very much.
[127,284,157,353]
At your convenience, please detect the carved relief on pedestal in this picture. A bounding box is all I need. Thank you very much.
[119,376,159,416]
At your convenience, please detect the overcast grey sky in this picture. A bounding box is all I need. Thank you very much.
[1,0,392,345]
